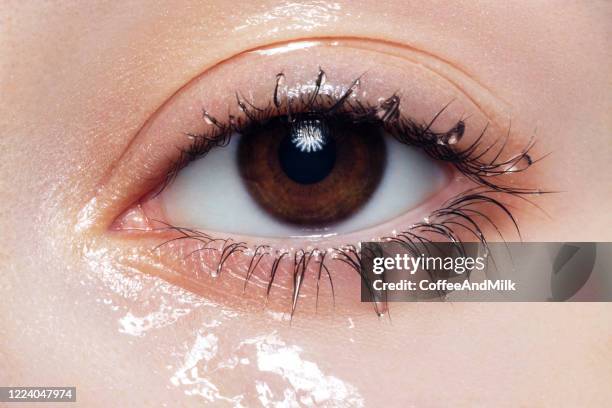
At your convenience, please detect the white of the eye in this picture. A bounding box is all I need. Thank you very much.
[162,134,300,236]
[162,133,446,237]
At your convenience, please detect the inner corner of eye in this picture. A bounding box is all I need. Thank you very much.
[158,116,449,238]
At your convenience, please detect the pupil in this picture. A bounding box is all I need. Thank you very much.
[278,118,336,184]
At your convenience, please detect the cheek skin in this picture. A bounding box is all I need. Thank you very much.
[4,243,612,406]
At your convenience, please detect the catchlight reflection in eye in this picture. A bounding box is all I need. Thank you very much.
[161,113,447,238]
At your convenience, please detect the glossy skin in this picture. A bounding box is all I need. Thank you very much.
[1,1,611,407]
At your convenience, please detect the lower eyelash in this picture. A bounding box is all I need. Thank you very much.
[147,69,548,317]
[149,187,544,318]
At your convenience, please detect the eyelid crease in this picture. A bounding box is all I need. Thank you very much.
[252,37,513,122]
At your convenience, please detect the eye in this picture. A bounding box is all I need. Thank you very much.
[159,98,448,237]
[97,39,541,315]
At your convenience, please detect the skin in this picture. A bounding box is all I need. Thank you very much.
[1,1,611,407]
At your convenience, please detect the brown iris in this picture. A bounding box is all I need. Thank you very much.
[237,114,386,226]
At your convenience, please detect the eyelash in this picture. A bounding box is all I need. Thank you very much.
[146,69,546,317]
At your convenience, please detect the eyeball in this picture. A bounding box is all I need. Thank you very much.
[160,114,447,238]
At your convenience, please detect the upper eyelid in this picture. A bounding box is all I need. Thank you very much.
[160,77,536,199]
[250,38,513,122]
[78,38,525,232]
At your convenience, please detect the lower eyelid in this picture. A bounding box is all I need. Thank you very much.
[105,164,540,317]
[104,184,524,317]
[101,238,368,316]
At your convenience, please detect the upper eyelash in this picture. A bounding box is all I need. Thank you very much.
[144,69,548,317]
[158,68,542,197]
